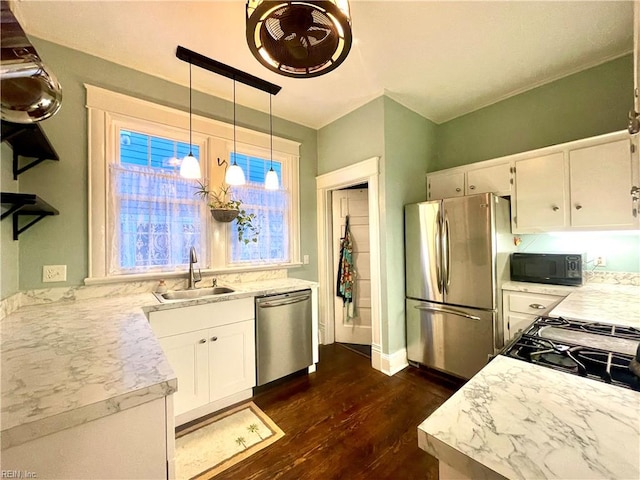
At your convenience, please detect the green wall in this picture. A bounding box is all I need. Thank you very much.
[382,97,437,353]
[435,54,633,170]
[317,97,385,175]
[317,96,437,354]
[12,38,317,290]
[1,143,19,299]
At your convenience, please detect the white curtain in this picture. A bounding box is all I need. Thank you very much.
[229,184,289,264]
[108,164,206,275]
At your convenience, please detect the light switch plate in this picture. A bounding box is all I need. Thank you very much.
[303,255,309,265]
[43,265,67,282]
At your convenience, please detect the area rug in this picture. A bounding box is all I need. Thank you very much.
[175,402,284,479]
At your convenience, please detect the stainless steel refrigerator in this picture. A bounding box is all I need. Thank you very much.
[405,192,512,379]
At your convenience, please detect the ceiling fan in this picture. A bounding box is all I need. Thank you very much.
[246,1,352,79]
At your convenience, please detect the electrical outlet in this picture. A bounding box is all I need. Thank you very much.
[303,254,310,265]
[594,256,607,267]
[43,265,67,282]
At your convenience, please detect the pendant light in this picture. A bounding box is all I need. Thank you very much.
[224,79,246,186]
[180,63,201,179]
[264,94,279,190]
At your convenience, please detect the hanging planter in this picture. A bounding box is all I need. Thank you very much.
[210,208,239,223]
[194,181,260,244]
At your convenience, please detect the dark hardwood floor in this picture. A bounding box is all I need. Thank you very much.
[213,344,463,480]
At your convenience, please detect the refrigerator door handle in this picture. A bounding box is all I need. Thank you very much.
[413,303,481,321]
[435,212,442,294]
[443,214,451,293]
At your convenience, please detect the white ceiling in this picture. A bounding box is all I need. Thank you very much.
[10,1,634,130]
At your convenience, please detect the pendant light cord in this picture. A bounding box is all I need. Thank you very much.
[233,79,237,163]
[189,63,193,155]
[269,94,273,169]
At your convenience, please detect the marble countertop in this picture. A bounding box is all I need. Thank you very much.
[502,281,583,296]
[503,281,640,328]
[549,283,640,328]
[1,277,316,450]
[418,355,640,480]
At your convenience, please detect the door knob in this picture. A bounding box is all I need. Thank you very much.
[455,187,461,192]
[211,336,218,342]
[199,338,207,344]
[552,206,559,211]
[469,185,476,190]
[575,204,582,210]
[529,303,546,309]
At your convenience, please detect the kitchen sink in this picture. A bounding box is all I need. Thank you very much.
[154,286,235,302]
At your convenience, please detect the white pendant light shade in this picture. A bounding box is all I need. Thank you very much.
[265,168,279,190]
[180,63,201,179]
[180,153,201,179]
[225,163,246,185]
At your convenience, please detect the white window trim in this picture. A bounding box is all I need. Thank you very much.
[86,84,301,283]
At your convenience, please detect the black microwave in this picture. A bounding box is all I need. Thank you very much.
[510,253,583,286]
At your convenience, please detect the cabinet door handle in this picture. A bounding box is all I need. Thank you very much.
[575,204,582,210]
[469,185,476,190]
[455,187,461,192]
[552,206,559,211]
[211,336,218,342]
[199,338,207,344]
[529,303,546,309]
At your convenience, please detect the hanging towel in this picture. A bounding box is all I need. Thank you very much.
[336,215,356,320]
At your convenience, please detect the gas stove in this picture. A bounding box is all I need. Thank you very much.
[501,316,640,391]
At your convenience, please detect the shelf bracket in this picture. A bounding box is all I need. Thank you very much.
[13,150,48,180]
[12,211,52,240]
[1,203,22,221]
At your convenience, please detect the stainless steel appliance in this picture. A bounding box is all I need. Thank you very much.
[405,193,513,379]
[255,289,313,386]
[510,252,583,286]
[501,316,640,391]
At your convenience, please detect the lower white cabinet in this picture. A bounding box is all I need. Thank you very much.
[149,297,256,425]
[502,290,566,342]
[2,397,173,479]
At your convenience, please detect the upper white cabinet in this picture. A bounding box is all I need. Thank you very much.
[569,139,637,228]
[513,152,566,231]
[512,132,639,233]
[427,161,511,200]
[427,171,464,200]
[635,0,640,114]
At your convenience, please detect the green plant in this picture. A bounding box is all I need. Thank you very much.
[194,181,260,244]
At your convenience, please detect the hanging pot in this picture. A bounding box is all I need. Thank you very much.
[210,208,239,223]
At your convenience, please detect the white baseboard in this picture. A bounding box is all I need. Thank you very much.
[371,344,408,376]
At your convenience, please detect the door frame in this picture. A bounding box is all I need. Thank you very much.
[316,157,383,372]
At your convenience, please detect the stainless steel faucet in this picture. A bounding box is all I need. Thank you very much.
[187,246,201,289]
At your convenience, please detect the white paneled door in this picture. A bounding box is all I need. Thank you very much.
[332,188,371,345]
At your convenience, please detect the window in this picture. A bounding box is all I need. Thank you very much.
[229,152,289,264]
[87,85,300,282]
[111,130,205,274]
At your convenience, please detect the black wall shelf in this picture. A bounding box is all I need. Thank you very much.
[1,121,60,180]
[1,192,59,240]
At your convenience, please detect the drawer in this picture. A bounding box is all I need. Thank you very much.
[149,297,255,338]
[507,292,565,316]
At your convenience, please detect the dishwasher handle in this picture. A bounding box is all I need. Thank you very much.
[257,294,311,308]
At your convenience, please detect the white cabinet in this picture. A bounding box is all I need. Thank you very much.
[568,139,637,228]
[502,290,566,342]
[427,162,511,200]
[512,133,639,233]
[149,297,256,426]
[635,0,640,114]
[466,163,512,196]
[427,171,464,200]
[513,152,566,231]
[2,397,172,479]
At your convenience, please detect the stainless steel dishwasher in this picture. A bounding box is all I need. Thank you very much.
[255,289,313,386]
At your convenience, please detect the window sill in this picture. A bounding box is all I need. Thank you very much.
[84,262,304,286]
